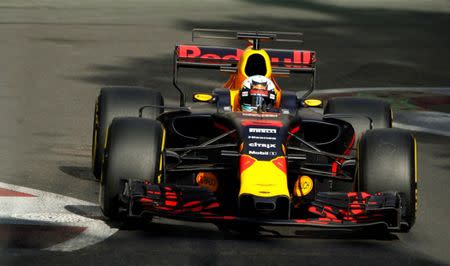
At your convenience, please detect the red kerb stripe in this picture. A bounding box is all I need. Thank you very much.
[0,188,35,197]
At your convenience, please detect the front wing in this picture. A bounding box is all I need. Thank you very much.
[124,181,403,230]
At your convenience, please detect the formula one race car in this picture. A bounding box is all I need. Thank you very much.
[91,29,417,232]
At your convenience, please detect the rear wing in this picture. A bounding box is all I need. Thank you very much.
[175,45,316,72]
[173,29,317,106]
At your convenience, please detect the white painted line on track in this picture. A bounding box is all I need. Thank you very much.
[0,181,118,252]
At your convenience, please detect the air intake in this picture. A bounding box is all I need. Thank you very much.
[245,54,267,76]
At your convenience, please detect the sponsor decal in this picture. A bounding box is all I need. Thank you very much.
[294,175,314,197]
[248,142,276,149]
[249,150,268,156]
[248,135,277,141]
[249,89,269,96]
[179,45,243,61]
[249,150,277,156]
[242,120,283,127]
[241,112,279,118]
[196,172,219,192]
[249,128,277,134]
[178,45,315,66]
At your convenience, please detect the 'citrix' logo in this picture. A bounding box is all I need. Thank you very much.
[249,142,276,149]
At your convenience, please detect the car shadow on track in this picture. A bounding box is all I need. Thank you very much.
[64,204,399,242]
[59,166,97,182]
[117,220,400,242]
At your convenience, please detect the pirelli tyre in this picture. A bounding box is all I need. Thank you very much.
[100,117,165,220]
[358,128,417,231]
[92,87,164,179]
[324,97,392,133]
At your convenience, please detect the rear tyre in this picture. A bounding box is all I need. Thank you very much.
[100,117,164,220]
[358,128,417,231]
[324,97,392,129]
[92,87,164,179]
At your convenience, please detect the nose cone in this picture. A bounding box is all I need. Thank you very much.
[239,158,289,198]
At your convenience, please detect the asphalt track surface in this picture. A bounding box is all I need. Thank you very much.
[1,0,450,265]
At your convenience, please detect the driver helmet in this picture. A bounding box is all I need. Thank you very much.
[240,75,276,112]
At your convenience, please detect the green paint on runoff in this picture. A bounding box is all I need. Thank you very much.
[353,92,420,111]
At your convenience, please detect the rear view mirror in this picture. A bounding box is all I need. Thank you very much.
[193,93,214,102]
[304,99,322,107]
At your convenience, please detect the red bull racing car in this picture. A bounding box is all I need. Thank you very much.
[91,29,417,232]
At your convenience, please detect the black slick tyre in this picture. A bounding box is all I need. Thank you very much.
[92,87,164,179]
[324,97,392,129]
[358,128,417,231]
[100,117,165,220]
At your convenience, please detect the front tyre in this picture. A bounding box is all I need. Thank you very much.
[358,128,417,231]
[100,117,165,220]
